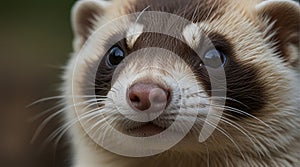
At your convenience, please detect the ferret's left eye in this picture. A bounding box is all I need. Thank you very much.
[203,49,227,68]
[106,46,125,67]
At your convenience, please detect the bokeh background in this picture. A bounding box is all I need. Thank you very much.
[0,0,299,167]
[0,1,76,167]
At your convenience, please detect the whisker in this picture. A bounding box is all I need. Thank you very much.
[29,100,65,122]
[207,104,281,138]
[28,95,107,107]
[27,96,67,107]
[53,108,106,146]
[216,115,265,158]
[203,119,246,160]
[31,98,101,143]
[135,5,151,24]
[45,103,109,147]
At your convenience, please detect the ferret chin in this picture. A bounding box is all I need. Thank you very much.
[62,0,300,166]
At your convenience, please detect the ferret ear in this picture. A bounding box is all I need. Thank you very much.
[256,0,300,66]
[71,0,112,51]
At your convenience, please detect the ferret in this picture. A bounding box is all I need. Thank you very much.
[62,0,300,166]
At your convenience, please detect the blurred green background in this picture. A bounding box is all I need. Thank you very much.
[0,0,76,167]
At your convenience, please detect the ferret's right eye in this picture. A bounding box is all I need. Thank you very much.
[106,46,125,67]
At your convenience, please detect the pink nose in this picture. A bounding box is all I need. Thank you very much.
[128,82,170,111]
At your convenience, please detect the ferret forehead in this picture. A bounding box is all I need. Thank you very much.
[122,0,227,22]
[113,0,263,23]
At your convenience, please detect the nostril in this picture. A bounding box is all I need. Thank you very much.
[166,90,171,103]
[128,90,151,111]
[129,94,140,103]
[161,89,171,102]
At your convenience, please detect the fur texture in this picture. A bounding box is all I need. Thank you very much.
[62,0,300,166]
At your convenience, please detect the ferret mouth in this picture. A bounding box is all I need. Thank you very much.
[127,122,166,137]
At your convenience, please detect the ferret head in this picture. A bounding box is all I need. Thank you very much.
[64,0,300,158]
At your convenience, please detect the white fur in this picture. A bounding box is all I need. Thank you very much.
[182,23,202,49]
[126,23,144,49]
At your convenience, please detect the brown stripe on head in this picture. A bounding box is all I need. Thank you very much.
[125,0,226,22]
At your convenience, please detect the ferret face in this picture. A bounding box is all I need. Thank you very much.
[65,0,300,156]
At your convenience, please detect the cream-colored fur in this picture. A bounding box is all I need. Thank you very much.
[63,0,300,166]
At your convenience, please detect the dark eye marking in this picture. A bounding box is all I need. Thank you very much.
[93,39,128,97]
[91,32,267,118]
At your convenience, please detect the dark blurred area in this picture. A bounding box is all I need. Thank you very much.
[0,0,76,167]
